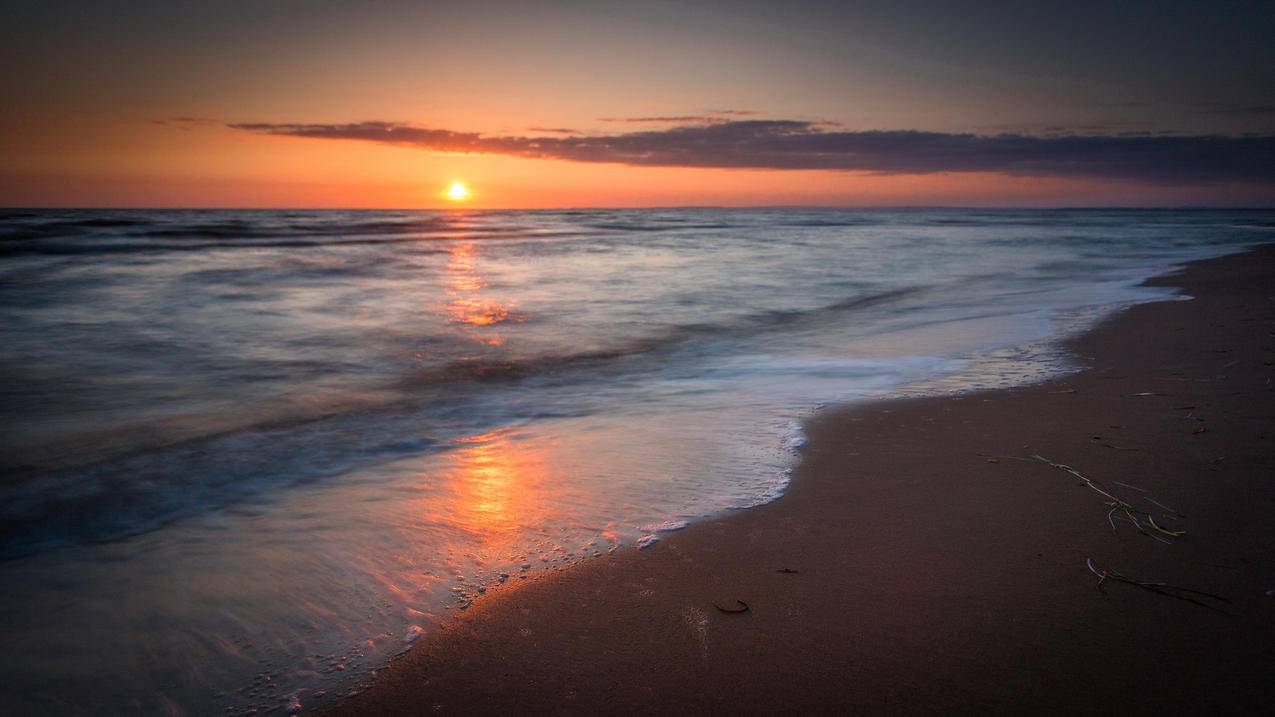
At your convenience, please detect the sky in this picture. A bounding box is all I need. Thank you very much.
[2,0,1274,208]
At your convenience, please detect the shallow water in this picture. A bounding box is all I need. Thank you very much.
[0,208,1268,715]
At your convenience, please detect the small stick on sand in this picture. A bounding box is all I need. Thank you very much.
[1031,455,1185,541]
[1086,558,1229,612]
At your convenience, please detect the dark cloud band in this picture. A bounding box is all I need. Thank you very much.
[227,119,1275,184]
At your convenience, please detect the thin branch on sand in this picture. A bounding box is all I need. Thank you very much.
[1142,496,1184,517]
[1031,455,1185,542]
[1086,558,1229,611]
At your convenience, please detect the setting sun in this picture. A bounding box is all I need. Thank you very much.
[446,181,470,201]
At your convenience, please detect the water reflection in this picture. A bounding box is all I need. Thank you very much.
[444,243,516,345]
[439,428,557,540]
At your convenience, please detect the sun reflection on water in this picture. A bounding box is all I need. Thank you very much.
[443,243,518,345]
[363,427,565,624]
[440,429,558,539]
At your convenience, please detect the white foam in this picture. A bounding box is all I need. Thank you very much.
[641,519,689,533]
[779,421,806,453]
[636,519,689,548]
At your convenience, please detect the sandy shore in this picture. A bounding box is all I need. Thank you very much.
[331,245,1275,715]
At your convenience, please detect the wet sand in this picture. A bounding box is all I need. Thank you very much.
[331,245,1275,715]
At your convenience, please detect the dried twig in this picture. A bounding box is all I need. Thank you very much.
[1032,455,1184,542]
[1086,558,1229,612]
[1142,496,1185,517]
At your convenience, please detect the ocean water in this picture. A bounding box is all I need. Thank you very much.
[0,208,1268,715]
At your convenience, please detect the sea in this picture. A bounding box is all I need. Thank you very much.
[0,208,1269,715]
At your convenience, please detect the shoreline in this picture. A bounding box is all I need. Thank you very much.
[329,244,1275,715]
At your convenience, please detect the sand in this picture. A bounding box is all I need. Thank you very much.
[329,245,1275,715]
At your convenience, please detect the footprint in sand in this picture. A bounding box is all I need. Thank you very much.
[681,606,709,661]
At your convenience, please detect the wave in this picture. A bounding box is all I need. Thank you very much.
[0,284,927,560]
[585,221,737,231]
[0,230,602,256]
[402,285,926,384]
[0,213,471,241]
[779,218,877,227]
[1,211,714,247]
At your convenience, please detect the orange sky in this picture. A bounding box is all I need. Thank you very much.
[2,2,1272,208]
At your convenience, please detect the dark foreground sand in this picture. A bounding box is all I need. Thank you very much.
[333,245,1275,715]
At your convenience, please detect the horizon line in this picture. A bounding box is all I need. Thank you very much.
[5,204,1275,212]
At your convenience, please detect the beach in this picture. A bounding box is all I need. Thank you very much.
[2,211,1270,716]
[6,4,1274,714]
[331,244,1275,715]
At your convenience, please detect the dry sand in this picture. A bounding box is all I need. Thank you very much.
[330,245,1275,715]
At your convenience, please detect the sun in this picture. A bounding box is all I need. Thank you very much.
[446,181,470,202]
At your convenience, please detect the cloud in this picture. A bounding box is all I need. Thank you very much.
[972,120,1155,135]
[227,119,1275,184]
[1195,102,1275,117]
[1086,101,1152,110]
[598,115,726,123]
[153,116,221,130]
[597,109,758,123]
